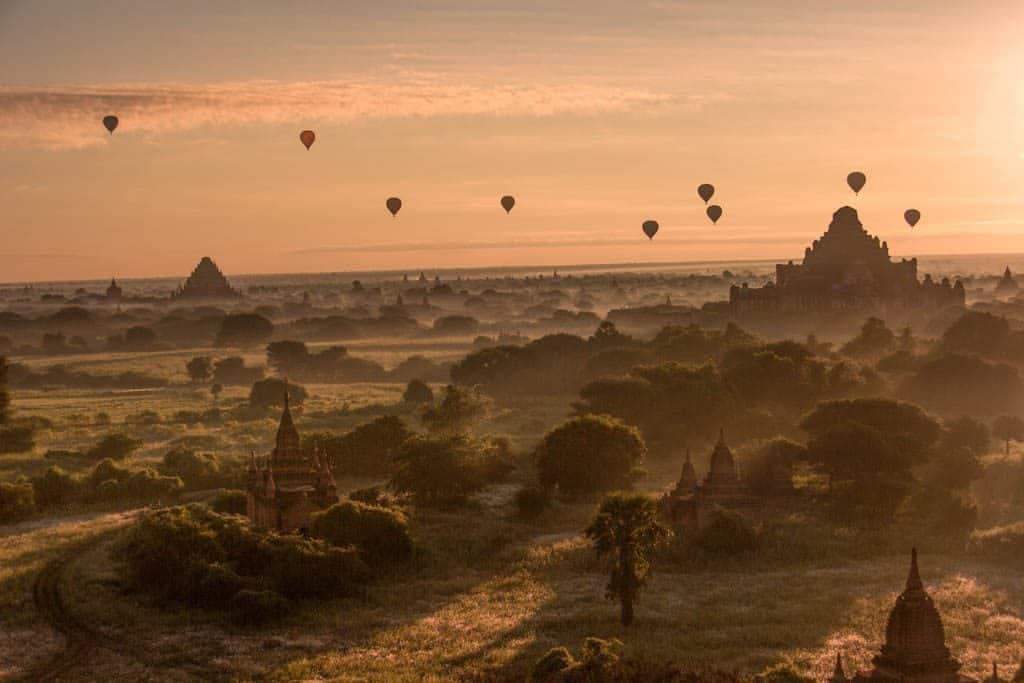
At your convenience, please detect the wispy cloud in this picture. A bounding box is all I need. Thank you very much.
[0,74,673,150]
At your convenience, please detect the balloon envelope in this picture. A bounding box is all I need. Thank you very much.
[706,205,723,224]
[642,220,659,240]
[102,115,118,134]
[386,197,402,216]
[904,209,921,227]
[500,196,515,213]
[697,183,715,204]
[300,130,316,150]
[847,171,866,194]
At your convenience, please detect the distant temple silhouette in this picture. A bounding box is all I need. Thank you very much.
[172,256,241,299]
[246,390,338,532]
[730,207,964,314]
[105,277,122,300]
[995,266,1018,295]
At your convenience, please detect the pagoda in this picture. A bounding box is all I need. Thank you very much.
[247,390,338,532]
[172,256,241,300]
[995,267,1018,295]
[105,277,123,300]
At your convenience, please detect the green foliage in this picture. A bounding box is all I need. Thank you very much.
[585,493,671,626]
[308,415,412,477]
[390,435,486,506]
[901,354,1024,419]
[310,501,414,566]
[0,481,35,523]
[742,438,805,497]
[451,333,591,399]
[209,490,248,515]
[212,356,264,386]
[185,356,212,384]
[31,466,81,508]
[161,448,227,488]
[530,646,576,682]
[420,384,490,436]
[229,589,291,626]
[249,377,307,409]
[215,313,274,348]
[402,378,434,404]
[692,510,759,558]
[840,317,897,359]
[266,340,309,375]
[535,414,646,497]
[85,432,142,461]
[800,398,942,462]
[938,311,1017,360]
[120,505,369,622]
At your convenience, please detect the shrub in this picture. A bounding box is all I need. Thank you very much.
[161,448,224,488]
[390,435,486,506]
[692,510,759,558]
[85,433,142,461]
[249,378,307,409]
[348,485,395,508]
[31,467,81,508]
[968,522,1024,564]
[531,647,575,682]
[229,589,291,626]
[402,378,434,404]
[215,313,274,348]
[209,490,248,515]
[420,384,490,436]
[0,426,35,454]
[309,415,412,477]
[126,410,161,425]
[513,485,551,520]
[310,501,414,565]
[755,663,816,683]
[534,414,645,497]
[0,481,35,523]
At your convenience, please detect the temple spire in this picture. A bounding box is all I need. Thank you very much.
[717,427,725,447]
[906,547,923,592]
[830,653,847,683]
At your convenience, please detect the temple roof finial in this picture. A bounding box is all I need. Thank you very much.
[831,652,847,683]
[717,427,725,446]
[906,547,923,592]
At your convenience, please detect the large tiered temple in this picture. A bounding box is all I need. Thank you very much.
[172,256,241,300]
[246,391,338,533]
[730,207,965,314]
[833,549,977,683]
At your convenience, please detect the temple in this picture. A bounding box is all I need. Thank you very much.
[172,256,241,300]
[105,277,123,300]
[730,207,965,314]
[832,549,976,683]
[995,267,1018,295]
[246,391,338,532]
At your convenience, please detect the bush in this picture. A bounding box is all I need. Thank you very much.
[390,435,486,506]
[215,313,274,348]
[755,663,816,683]
[0,426,35,454]
[31,466,81,508]
[229,589,291,626]
[310,501,414,566]
[513,485,551,520]
[531,647,575,682]
[161,448,225,488]
[85,433,142,461]
[249,378,307,409]
[968,522,1024,564]
[692,510,759,558]
[212,357,264,386]
[402,378,434,404]
[309,415,412,477]
[126,410,161,425]
[348,485,395,508]
[534,414,645,497]
[209,490,247,515]
[0,481,35,523]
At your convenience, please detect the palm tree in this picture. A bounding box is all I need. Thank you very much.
[584,492,672,626]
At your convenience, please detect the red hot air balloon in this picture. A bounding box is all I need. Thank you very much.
[386,197,402,217]
[642,220,659,240]
[847,171,866,194]
[500,196,515,214]
[904,209,921,228]
[102,115,118,134]
[697,184,715,204]
[706,205,723,225]
[300,130,316,150]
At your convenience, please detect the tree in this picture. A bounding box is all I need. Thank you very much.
[0,356,9,424]
[420,384,489,436]
[901,354,1024,419]
[799,398,942,463]
[535,415,646,497]
[266,340,309,376]
[309,501,413,566]
[210,383,223,402]
[584,493,671,626]
[840,317,897,359]
[249,378,306,409]
[402,378,434,405]
[186,356,212,385]
[390,435,485,506]
[993,415,1024,455]
[85,433,142,461]
[212,357,264,385]
[214,313,274,348]
[308,415,412,477]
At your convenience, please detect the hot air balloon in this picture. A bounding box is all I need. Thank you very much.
[102,115,118,134]
[500,196,515,214]
[642,220,659,240]
[300,130,316,150]
[697,184,715,204]
[706,205,723,225]
[847,171,866,194]
[904,209,921,228]
[386,197,402,217]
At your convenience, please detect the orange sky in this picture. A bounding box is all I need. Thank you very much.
[1,1,1023,282]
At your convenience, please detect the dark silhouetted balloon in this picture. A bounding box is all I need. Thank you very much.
[904,209,921,227]
[697,184,715,204]
[500,196,515,213]
[300,130,316,150]
[642,220,659,240]
[102,115,118,134]
[706,205,723,224]
[386,197,402,217]
[847,171,866,194]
